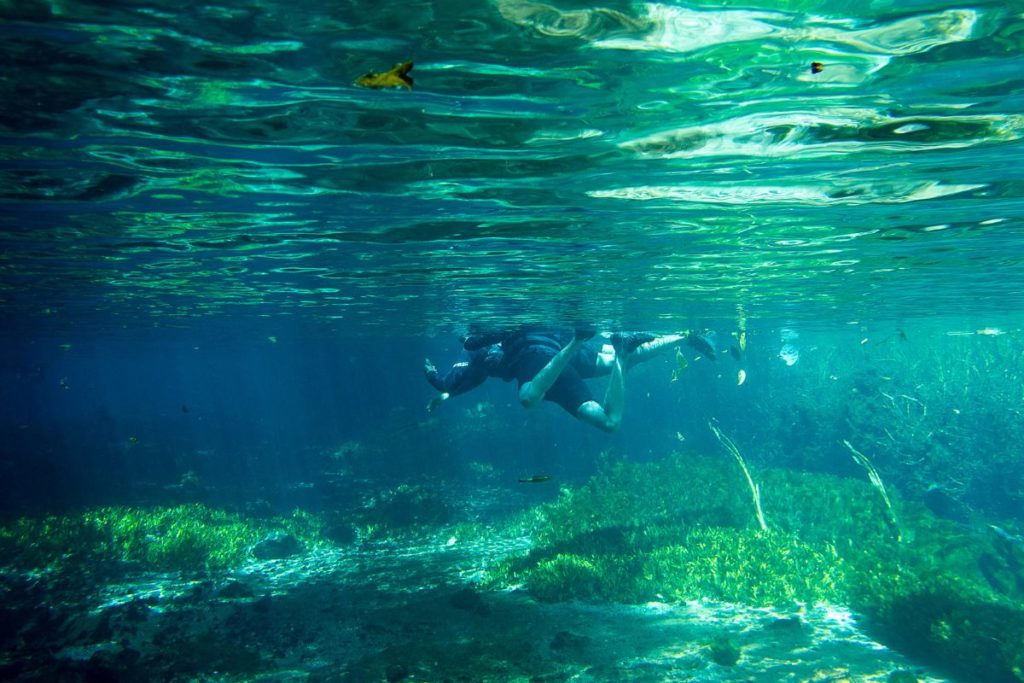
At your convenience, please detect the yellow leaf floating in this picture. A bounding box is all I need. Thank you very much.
[355,61,414,90]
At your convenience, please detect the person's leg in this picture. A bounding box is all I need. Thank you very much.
[576,400,616,431]
[573,349,627,432]
[627,333,687,366]
[608,331,716,369]
[519,334,589,408]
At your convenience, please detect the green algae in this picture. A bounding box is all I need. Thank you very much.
[351,482,457,541]
[0,503,326,572]
[487,452,1024,682]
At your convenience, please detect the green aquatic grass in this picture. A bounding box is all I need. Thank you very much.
[0,503,326,572]
[488,452,1024,682]
[349,482,458,541]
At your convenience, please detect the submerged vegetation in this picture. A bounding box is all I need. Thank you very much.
[750,332,1024,522]
[488,453,1024,682]
[0,503,326,572]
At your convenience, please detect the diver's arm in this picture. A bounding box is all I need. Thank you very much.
[424,355,488,410]
[463,330,511,351]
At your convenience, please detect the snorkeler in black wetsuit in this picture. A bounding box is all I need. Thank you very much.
[425,327,715,432]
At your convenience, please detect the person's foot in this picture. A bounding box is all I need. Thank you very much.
[611,332,656,357]
[686,331,716,360]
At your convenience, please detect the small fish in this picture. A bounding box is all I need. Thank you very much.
[518,475,551,484]
[356,61,414,90]
[267,336,277,344]
[59,376,69,390]
[128,436,138,446]
[810,62,824,74]
[59,343,72,351]
[181,404,189,414]
[990,525,1024,548]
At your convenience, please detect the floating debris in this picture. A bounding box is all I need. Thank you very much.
[811,61,824,74]
[779,328,800,366]
[356,61,414,90]
[779,344,799,366]
[737,305,747,352]
[670,347,688,382]
[737,369,747,386]
[518,475,551,484]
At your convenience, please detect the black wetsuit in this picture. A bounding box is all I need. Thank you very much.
[426,329,609,415]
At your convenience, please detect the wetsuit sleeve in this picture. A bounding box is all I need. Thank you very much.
[425,355,488,397]
[463,331,511,351]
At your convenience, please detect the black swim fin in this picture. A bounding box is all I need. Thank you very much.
[686,332,717,360]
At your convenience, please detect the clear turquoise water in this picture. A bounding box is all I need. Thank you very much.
[3,0,1024,331]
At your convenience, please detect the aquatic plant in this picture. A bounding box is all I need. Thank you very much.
[353,483,456,536]
[709,422,767,531]
[488,452,1024,682]
[0,504,326,572]
[749,332,1024,522]
[844,439,901,541]
[85,504,260,570]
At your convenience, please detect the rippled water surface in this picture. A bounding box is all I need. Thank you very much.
[3,0,1024,330]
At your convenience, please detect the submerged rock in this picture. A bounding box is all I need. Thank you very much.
[888,671,920,683]
[253,592,272,614]
[251,532,302,560]
[324,523,356,545]
[449,586,489,615]
[385,662,410,682]
[549,630,590,654]
[707,636,742,666]
[217,580,255,599]
[764,615,805,634]
[57,646,144,683]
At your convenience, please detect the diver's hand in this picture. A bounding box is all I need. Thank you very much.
[427,392,449,412]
